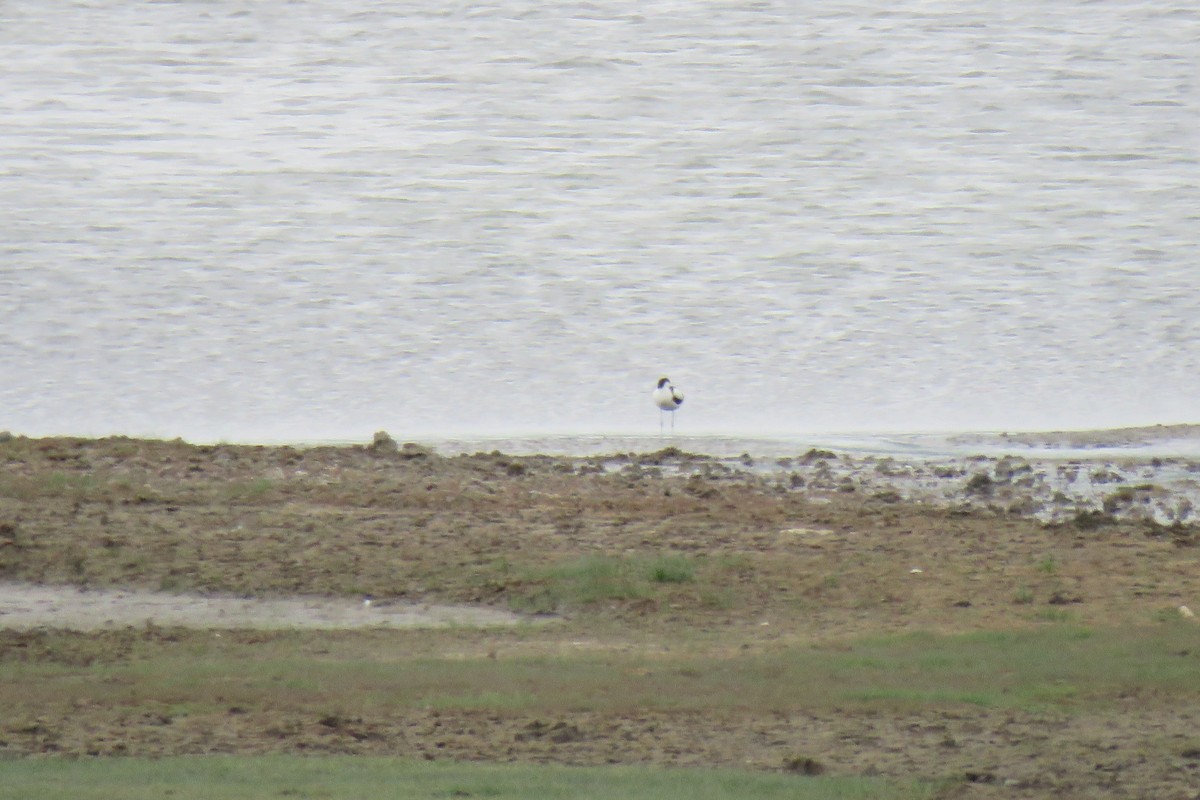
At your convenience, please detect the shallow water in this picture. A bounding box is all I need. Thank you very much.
[549,431,1200,527]
[419,424,1200,460]
[2,1,1196,442]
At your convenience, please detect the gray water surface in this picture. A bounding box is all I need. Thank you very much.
[3,1,1197,441]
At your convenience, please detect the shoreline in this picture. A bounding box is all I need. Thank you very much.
[3,430,1198,529]
[4,421,1200,459]
[2,430,1197,624]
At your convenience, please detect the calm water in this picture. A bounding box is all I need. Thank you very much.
[2,1,1197,444]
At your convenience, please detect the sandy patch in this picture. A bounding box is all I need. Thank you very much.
[0,582,534,631]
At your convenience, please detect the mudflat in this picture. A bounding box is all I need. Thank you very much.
[1,433,1199,798]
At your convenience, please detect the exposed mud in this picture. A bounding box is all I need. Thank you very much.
[0,582,531,630]
[2,433,1200,799]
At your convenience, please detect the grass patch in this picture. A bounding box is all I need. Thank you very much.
[698,587,736,610]
[510,554,698,613]
[0,756,938,800]
[824,626,1196,710]
[3,624,1197,719]
[0,472,97,501]
[649,554,695,584]
[225,477,276,501]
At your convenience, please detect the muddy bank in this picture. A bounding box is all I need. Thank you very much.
[0,433,1197,634]
[388,423,1200,459]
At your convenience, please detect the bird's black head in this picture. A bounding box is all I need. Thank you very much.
[657,377,670,388]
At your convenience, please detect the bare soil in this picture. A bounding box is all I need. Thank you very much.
[0,582,529,630]
[2,433,1200,799]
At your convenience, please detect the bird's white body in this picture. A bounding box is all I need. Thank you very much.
[652,381,684,411]
[652,377,684,432]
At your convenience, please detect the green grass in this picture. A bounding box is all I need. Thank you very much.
[825,625,1199,709]
[3,624,1197,718]
[0,471,97,501]
[649,554,696,584]
[510,554,699,613]
[0,756,939,800]
[225,477,276,501]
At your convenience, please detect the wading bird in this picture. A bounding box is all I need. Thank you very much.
[652,377,684,433]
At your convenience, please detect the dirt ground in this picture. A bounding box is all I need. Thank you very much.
[2,432,1200,798]
[0,581,531,630]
